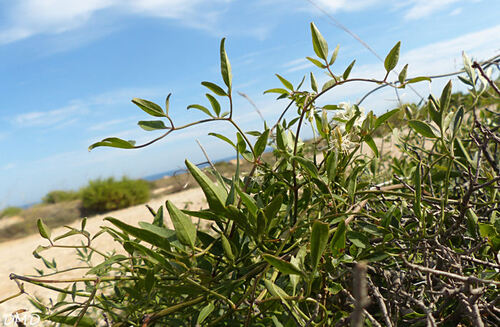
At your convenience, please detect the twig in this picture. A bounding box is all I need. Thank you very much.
[473,61,500,96]
[351,262,368,327]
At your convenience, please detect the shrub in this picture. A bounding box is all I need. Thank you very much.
[0,206,22,218]
[42,190,81,204]
[81,177,150,212]
[3,23,499,326]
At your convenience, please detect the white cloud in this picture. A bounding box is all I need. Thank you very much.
[449,7,463,16]
[311,0,380,12]
[0,0,233,45]
[402,0,461,20]
[13,104,85,127]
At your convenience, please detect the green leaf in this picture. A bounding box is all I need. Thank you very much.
[236,132,247,154]
[33,245,50,259]
[330,220,346,255]
[306,56,326,69]
[166,201,197,248]
[145,269,155,293]
[132,98,165,117]
[310,22,328,60]
[323,104,341,110]
[347,231,369,249]
[165,93,171,116]
[221,234,235,261]
[291,156,318,178]
[343,60,356,80]
[264,194,283,223]
[384,41,401,73]
[187,104,214,117]
[256,210,267,237]
[406,76,431,84]
[310,220,329,271]
[408,120,438,138]
[88,137,135,151]
[236,187,258,218]
[310,72,318,92]
[43,315,96,327]
[254,129,269,157]
[364,135,379,157]
[263,88,289,95]
[206,93,221,116]
[209,132,236,149]
[276,74,293,91]
[197,302,215,325]
[398,64,408,84]
[53,229,80,242]
[374,108,399,129]
[220,38,232,90]
[329,44,339,66]
[105,217,171,250]
[202,81,227,96]
[440,80,452,112]
[185,159,227,213]
[37,219,51,240]
[138,120,169,131]
[322,79,336,91]
[414,161,422,220]
[263,254,303,275]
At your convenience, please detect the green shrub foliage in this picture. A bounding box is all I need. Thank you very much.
[81,177,150,212]
[42,190,81,204]
[0,206,22,218]
[4,23,499,326]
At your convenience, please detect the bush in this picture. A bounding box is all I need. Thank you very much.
[4,23,499,326]
[81,177,150,212]
[0,206,22,218]
[42,190,81,204]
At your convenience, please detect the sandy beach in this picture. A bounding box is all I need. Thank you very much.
[0,187,208,317]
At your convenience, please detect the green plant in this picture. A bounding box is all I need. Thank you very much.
[42,190,81,204]
[81,177,150,213]
[3,23,499,326]
[0,206,22,218]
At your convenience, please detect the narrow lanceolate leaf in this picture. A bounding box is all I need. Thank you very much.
[187,104,214,117]
[220,38,232,90]
[165,93,172,116]
[263,254,303,275]
[276,74,294,91]
[88,137,135,151]
[201,81,227,96]
[398,64,408,84]
[132,98,165,117]
[166,200,197,248]
[105,217,170,250]
[384,41,401,73]
[406,76,431,84]
[263,88,289,95]
[37,219,51,241]
[291,156,318,178]
[440,80,453,112]
[254,129,269,157]
[206,93,221,117]
[310,22,329,60]
[364,135,379,157]
[185,159,227,213]
[329,44,340,66]
[138,120,169,131]
[221,234,234,261]
[306,56,326,69]
[310,221,330,271]
[331,219,346,255]
[343,60,356,80]
[408,120,438,138]
[310,72,318,92]
[414,161,422,220]
[374,108,399,130]
[209,132,236,149]
[197,303,215,325]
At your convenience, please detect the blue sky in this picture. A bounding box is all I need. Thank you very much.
[0,0,499,208]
